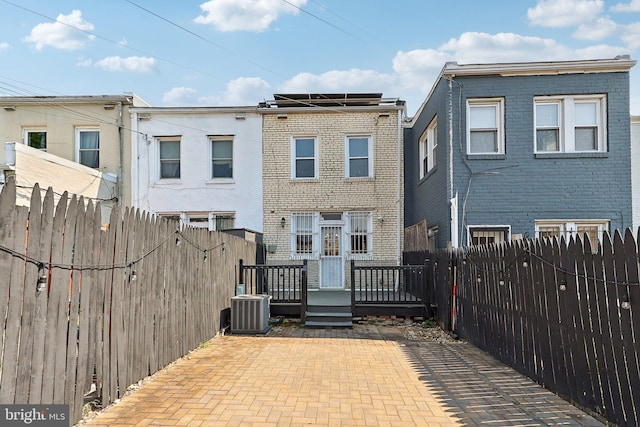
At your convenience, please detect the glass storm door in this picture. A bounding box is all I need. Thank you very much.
[320,225,343,288]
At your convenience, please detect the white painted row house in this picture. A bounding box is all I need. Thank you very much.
[128,106,263,233]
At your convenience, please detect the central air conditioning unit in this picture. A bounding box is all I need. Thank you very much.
[230,294,271,334]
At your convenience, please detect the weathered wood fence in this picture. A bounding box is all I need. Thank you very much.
[0,180,256,424]
[410,230,640,426]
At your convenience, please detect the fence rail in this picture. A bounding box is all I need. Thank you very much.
[0,180,256,425]
[429,230,640,427]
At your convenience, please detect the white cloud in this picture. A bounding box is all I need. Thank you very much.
[216,77,271,105]
[24,10,95,50]
[573,43,631,58]
[621,22,640,49]
[440,32,573,63]
[279,69,393,93]
[194,0,306,32]
[573,16,619,40]
[76,57,92,67]
[94,56,156,73]
[527,0,604,27]
[611,0,640,12]
[0,42,10,50]
[162,87,200,105]
[162,77,271,106]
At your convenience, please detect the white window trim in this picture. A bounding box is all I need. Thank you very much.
[209,135,234,181]
[75,126,100,168]
[466,98,505,155]
[23,128,47,151]
[157,136,182,181]
[534,95,607,154]
[466,225,511,246]
[345,135,374,178]
[291,136,319,180]
[290,212,320,260]
[419,118,437,178]
[535,219,609,244]
[345,211,373,260]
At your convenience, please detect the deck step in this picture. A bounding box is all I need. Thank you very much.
[304,304,353,328]
[305,320,353,328]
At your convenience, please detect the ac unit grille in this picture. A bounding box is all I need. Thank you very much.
[231,295,270,334]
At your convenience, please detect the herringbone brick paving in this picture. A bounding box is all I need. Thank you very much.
[81,320,604,426]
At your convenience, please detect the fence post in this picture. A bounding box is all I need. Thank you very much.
[301,260,308,322]
[238,259,244,288]
[423,259,430,318]
[350,260,356,313]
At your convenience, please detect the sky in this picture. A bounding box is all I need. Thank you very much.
[0,0,639,117]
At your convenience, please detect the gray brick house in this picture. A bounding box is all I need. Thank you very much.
[404,56,636,250]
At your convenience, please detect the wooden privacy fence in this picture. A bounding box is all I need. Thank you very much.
[0,180,256,425]
[439,230,640,427]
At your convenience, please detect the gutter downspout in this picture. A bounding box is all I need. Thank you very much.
[131,112,139,209]
[448,77,458,248]
[117,101,124,205]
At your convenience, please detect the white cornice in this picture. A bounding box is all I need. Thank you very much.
[443,56,636,77]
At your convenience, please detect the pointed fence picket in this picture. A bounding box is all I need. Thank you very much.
[0,180,256,425]
[408,227,640,427]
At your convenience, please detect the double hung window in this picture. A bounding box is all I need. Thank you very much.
[76,128,100,168]
[467,99,504,154]
[419,118,437,178]
[159,138,181,179]
[292,137,317,179]
[292,212,315,257]
[348,211,372,257]
[211,137,233,179]
[346,136,373,178]
[534,95,606,153]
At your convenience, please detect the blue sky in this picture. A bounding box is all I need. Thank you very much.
[0,0,639,116]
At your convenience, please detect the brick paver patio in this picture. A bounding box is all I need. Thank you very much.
[81,321,604,427]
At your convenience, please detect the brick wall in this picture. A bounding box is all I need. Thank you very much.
[406,70,634,248]
[262,109,404,282]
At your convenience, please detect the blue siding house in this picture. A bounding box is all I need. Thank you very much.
[404,56,636,249]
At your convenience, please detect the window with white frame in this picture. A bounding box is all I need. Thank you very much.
[211,137,233,178]
[535,220,608,246]
[468,226,509,246]
[175,212,235,231]
[346,136,373,178]
[348,211,372,257]
[419,118,437,178]
[534,95,606,153]
[467,99,504,155]
[23,129,47,151]
[76,127,100,168]
[292,137,317,179]
[292,212,315,257]
[159,138,181,179]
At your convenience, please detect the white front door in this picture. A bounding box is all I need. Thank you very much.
[320,225,343,288]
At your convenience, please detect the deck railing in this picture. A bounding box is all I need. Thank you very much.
[350,260,428,317]
[238,259,307,318]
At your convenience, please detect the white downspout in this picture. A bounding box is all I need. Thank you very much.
[448,77,458,248]
[131,112,139,209]
[117,102,124,205]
